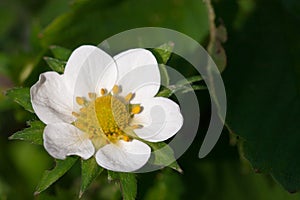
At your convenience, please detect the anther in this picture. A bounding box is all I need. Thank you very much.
[75,121,86,130]
[100,88,107,95]
[80,107,87,112]
[125,93,134,102]
[88,92,97,99]
[112,85,120,94]
[131,105,142,114]
[72,112,80,117]
[74,91,132,145]
[122,135,130,142]
[131,124,143,129]
[76,97,85,105]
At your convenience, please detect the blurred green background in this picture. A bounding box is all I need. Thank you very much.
[1,0,300,199]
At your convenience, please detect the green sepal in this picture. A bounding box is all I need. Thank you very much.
[44,57,66,73]
[34,157,78,195]
[146,142,182,173]
[79,157,103,198]
[108,171,137,200]
[153,42,174,65]
[9,120,45,145]
[49,45,72,61]
[5,87,34,113]
[152,42,174,86]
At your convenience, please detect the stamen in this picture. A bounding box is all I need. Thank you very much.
[88,92,97,99]
[73,89,136,146]
[80,107,87,113]
[122,135,130,142]
[75,121,86,130]
[125,92,134,102]
[100,88,107,95]
[131,124,143,129]
[131,105,142,114]
[72,112,80,117]
[76,97,85,105]
[112,85,120,94]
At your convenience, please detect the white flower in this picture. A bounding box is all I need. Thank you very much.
[30,45,183,172]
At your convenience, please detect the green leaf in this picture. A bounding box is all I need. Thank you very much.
[5,87,34,113]
[194,160,300,200]
[80,157,103,198]
[108,171,137,200]
[39,0,209,49]
[9,120,45,145]
[49,45,71,61]
[44,57,66,73]
[147,142,182,173]
[35,157,78,195]
[224,1,300,192]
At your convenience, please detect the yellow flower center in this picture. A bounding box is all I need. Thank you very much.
[72,85,142,149]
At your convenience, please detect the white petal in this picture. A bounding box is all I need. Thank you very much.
[114,49,160,102]
[95,140,151,172]
[63,45,117,99]
[132,97,183,142]
[43,123,95,160]
[30,72,75,124]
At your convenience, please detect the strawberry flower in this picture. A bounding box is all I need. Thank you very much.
[30,45,183,172]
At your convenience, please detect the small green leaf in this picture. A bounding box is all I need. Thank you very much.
[9,120,45,145]
[147,142,182,173]
[153,42,174,65]
[108,171,137,200]
[44,57,66,73]
[80,157,103,198]
[5,87,34,113]
[49,45,71,61]
[35,157,78,195]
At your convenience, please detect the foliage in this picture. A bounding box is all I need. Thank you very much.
[223,0,300,192]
